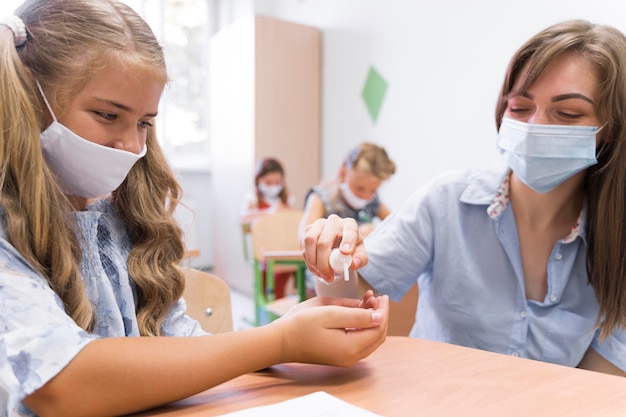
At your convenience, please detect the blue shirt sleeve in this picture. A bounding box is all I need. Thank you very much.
[0,267,98,417]
[360,177,437,301]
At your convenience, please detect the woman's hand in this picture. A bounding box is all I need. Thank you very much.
[302,214,368,282]
[272,292,389,367]
[358,223,376,238]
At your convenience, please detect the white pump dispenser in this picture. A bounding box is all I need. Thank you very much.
[329,248,352,281]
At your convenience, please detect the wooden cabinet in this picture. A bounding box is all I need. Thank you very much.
[209,15,321,294]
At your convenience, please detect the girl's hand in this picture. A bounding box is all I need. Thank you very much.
[273,293,389,367]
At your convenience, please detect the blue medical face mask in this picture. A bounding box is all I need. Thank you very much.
[496,117,604,194]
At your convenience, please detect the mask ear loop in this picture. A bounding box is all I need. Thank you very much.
[35,79,58,122]
[595,121,610,159]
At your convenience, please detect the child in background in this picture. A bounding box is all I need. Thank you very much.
[300,142,396,240]
[240,157,293,230]
[240,157,295,299]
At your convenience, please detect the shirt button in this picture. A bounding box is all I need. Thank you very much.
[520,311,528,318]
[550,294,557,302]
[511,352,520,357]
[555,253,563,260]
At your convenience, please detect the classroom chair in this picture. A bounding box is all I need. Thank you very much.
[249,209,307,326]
[181,266,234,333]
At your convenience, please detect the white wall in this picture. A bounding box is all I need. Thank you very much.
[253,0,626,210]
[173,168,215,269]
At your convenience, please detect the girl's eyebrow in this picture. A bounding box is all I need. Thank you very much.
[94,97,158,117]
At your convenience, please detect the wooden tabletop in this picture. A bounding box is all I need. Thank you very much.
[132,336,626,417]
[261,250,304,261]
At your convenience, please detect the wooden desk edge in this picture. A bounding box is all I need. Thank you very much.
[131,337,626,417]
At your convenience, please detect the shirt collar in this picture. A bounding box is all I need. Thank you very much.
[479,167,586,243]
[459,162,510,206]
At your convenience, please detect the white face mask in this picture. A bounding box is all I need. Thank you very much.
[37,81,147,198]
[339,182,373,210]
[258,183,283,200]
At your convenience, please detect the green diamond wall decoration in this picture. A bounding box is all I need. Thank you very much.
[362,67,388,123]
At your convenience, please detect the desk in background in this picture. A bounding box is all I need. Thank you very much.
[132,336,626,417]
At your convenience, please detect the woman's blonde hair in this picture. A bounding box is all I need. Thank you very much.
[0,0,185,336]
[495,20,626,338]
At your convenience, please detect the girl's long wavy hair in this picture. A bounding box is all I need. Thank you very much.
[495,20,626,338]
[0,0,185,336]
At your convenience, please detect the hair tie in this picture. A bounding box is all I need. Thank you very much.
[0,15,27,47]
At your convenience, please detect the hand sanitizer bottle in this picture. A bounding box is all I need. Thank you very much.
[329,248,352,281]
[314,248,358,298]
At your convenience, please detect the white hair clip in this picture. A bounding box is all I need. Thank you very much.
[0,15,27,47]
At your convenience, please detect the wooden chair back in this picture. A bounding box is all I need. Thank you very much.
[250,210,304,262]
[181,266,234,333]
[249,210,305,325]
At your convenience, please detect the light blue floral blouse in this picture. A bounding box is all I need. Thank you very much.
[0,199,206,417]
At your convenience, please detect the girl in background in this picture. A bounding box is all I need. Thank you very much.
[240,157,293,229]
[240,157,295,299]
[300,142,396,240]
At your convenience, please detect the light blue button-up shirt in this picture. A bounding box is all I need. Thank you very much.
[361,163,626,370]
[0,199,206,417]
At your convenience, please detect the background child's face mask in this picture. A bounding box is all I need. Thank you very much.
[339,182,374,209]
[258,182,283,200]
